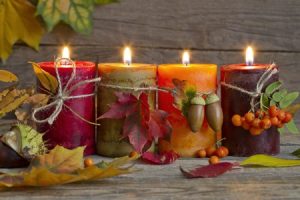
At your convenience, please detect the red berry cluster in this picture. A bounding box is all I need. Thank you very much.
[231,105,292,136]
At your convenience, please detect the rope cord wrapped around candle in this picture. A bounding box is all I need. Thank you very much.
[221,63,278,112]
[99,83,213,96]
[32,58,101,125]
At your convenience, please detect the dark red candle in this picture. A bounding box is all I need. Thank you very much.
[221,64,280,156]
[36,60,96,156]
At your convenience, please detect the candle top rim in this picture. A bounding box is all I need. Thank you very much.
[158,64,217,68]
[38,61,95,68]
[98,63,156,68]
[221,63,277,71]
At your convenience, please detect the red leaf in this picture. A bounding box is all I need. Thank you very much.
[180,162,239,178]
[98,92,138,119]
[99,92,172,153]
[142,151,179,165]
[123,113,149,153]
[148,110,172,139]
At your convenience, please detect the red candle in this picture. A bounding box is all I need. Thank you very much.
[36,47,96,156]
[221,47,280,156]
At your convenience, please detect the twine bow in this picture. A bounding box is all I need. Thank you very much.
[221,63,278,112]
[32,58,101,125]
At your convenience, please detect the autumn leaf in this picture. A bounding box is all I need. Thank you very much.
[0,89,29,118]
[142,151,179,165]
[94,0,118,5]
[241,154,300,167]
[0,146,137,188]
[0,70,18,82]
[0,0,44,61]
[172,78,197,117]
[36,0,94,34]
[30,146,84,173]
[99,92,172,153]
[30,62,58,93]
[180,162,239,178]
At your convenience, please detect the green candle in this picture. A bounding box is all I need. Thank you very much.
[97,48,157,157]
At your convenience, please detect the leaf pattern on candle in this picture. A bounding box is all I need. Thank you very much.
[172,78,197,118]
[99,92,172,153]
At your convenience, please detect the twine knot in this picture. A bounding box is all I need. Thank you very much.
[32,58,101,125]
[221,63,278,112]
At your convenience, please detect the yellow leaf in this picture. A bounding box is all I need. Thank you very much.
[30,146,84,174]
[23,167,78,186]
[0,70,18,82]
[0,89,29,118]
[30,62,58,93]
[0,89,10,102]
[0,146,137,188]
[0,0,44,61]
[241,154,300,167]
[24,93,49,106]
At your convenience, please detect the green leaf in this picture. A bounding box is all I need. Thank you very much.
[270,99,276,106]
[278,127,285,134]
[291,148,300,158]
[279,92,299,109]
[94,0,118,5]
[241,154,300,167]
[265,81,282,95]
[260,93,269,111]
[36,0,94,34]
[285,120,299,134]
[272,89,287,102]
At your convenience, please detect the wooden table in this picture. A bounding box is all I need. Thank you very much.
[0,134,299,200]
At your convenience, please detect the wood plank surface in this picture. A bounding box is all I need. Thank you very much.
[0,134,299,200]
[38,0,300,52]
[0,0,300,198]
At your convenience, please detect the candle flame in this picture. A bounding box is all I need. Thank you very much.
[245,46,254,66]
[62,46,70,59]
[123,47,132,66]
[182,51,190,66]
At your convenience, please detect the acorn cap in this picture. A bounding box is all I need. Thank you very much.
[190,96,205,105]
[205,93,220,104]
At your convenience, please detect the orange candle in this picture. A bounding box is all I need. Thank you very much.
[158,51,218,157]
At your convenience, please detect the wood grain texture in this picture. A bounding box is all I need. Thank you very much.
[0,134,300,200]
[29,0,300,52]
[0,1,300,198]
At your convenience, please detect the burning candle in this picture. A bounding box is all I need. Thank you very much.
[36,46,96,156]
[158,51,218,157]
[221,46,280,156]
[97,47,157,157]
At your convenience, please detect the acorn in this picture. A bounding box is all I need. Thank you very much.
[187,96,205,132]
[205,93,223,132]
